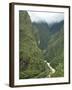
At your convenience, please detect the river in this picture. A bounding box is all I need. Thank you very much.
[44,60,56,77]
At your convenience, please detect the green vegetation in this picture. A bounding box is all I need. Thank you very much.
[44,26,64,77]
[19,11,64,79]
[19,11,49,79]
[32,22,50,49]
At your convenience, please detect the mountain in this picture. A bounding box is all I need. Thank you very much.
[19,11,49,79]
[19,10,64,78]
[32,20,64,77]
[49,20,64,34]
[44,24,64,77]
[32,22,50,50]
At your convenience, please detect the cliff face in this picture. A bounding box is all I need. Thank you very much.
[19,11,48,79]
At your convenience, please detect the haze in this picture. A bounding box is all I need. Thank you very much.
[28,11,64,24]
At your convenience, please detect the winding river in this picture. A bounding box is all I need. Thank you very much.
[44,60,56,77]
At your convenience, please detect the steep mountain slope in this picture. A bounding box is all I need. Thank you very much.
[19,11,49,79]
[32,22,50,50]
[44,25,64,77]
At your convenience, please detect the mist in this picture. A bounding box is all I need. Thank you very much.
[28,11,64,24]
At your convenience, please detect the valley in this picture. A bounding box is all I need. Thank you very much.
[19,11,64,79]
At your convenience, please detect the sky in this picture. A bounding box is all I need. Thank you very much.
[28,11,64,24]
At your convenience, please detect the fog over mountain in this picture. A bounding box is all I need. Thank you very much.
[28,11,64,24]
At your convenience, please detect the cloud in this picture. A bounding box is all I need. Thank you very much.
[28,11,64,24]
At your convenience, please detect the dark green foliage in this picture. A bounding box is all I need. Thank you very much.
[51,63,64,77]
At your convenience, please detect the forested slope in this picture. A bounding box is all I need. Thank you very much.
[19,11,49,79]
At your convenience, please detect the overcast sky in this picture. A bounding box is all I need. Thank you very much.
[28,11,64,24]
